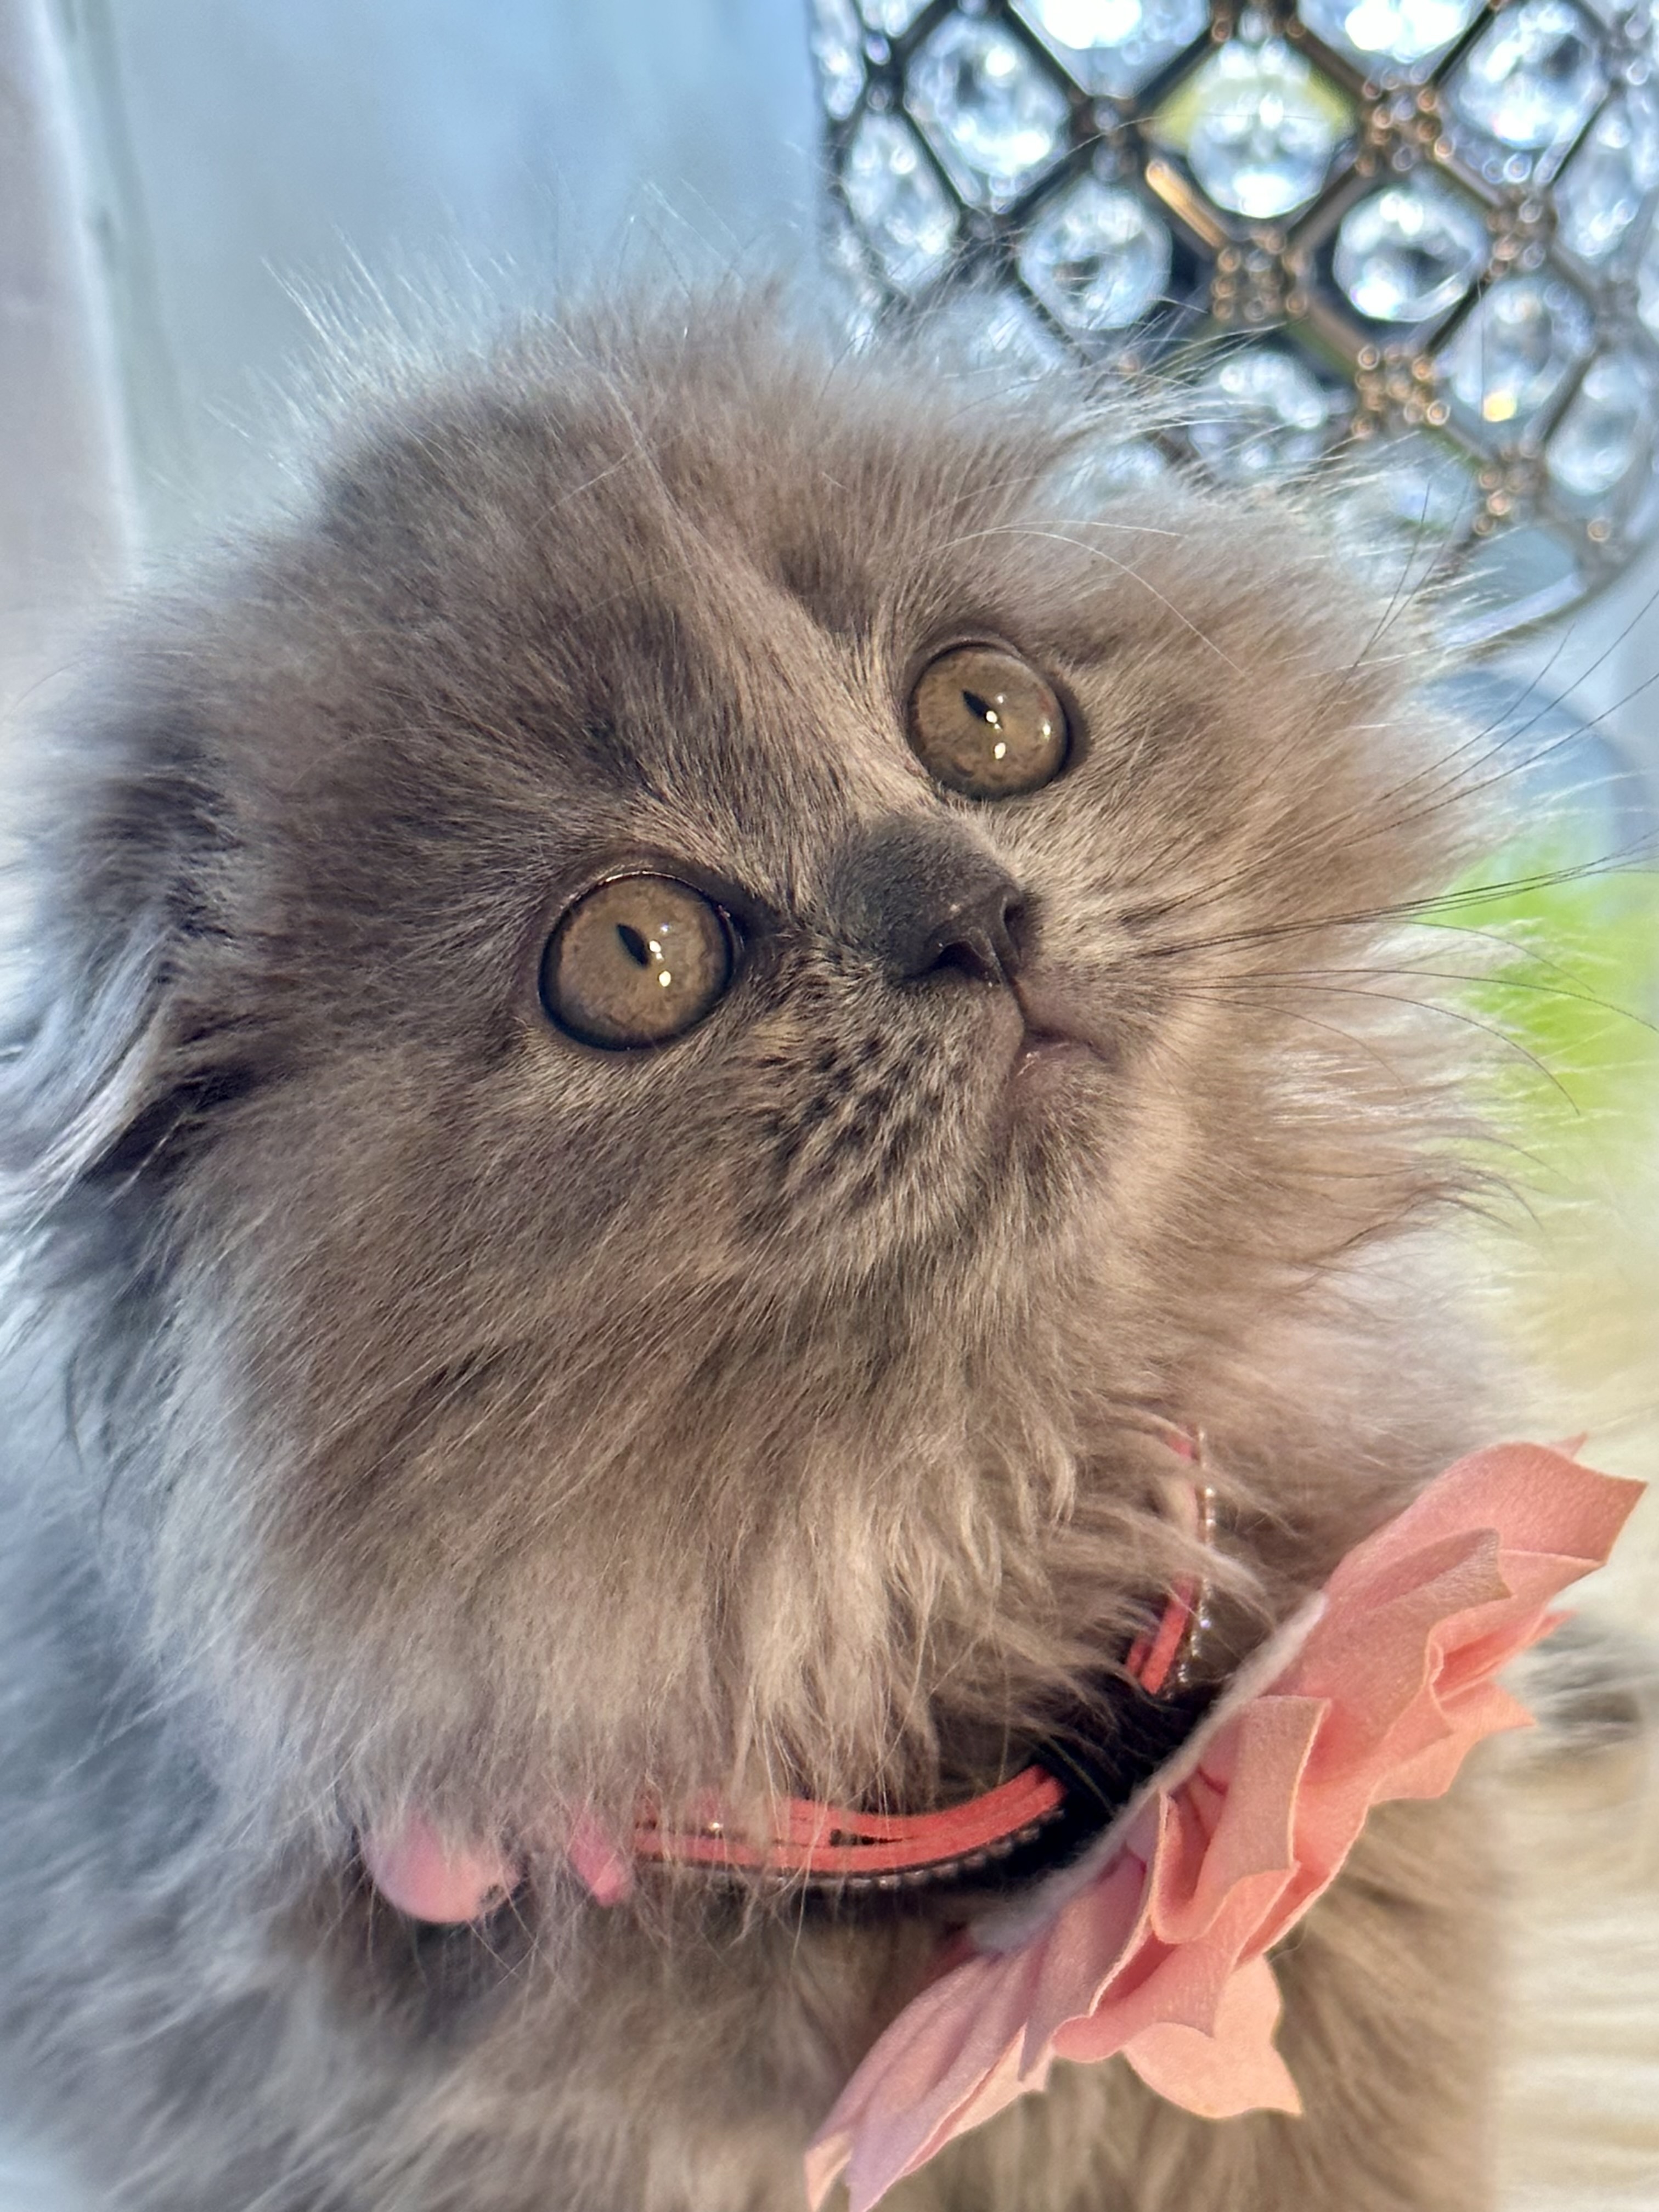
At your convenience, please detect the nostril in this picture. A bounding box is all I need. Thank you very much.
[999,891,1030,968]
[929,929,1003,985]
[924,893,1027,987]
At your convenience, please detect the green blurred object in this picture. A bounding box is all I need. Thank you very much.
[1422,669,1658,1390]
[1425,673,1657,1141]
[1453,847,1659,1130]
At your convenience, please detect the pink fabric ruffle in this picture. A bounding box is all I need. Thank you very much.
[804,1443,1641,2212]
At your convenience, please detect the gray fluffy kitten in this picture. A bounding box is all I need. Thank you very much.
[0,301,1515,2211]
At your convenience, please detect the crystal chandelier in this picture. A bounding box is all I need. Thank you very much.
[810,0,1659,635]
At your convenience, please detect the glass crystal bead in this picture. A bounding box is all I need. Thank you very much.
[1166,37,1348,221]
[983,295,1072,374]
[822,212,887,345]
[1044,437,1173,515]
[1338,432,1479,594]
[1084,439,1172,489]
[860,0,927,33]
[1017,176,1173,332]
[812,0,866,122]
[1013,0,1209,99]
[1188,348,1338,479]
[1447,0,1607,157]
[1547,351,1655,500]
[1440,275,1594,432]
[907,16,1071,211]
[1039,436,1171,521]
[929,288,1073,376]
[841,113,959,292]
[1556,88,1659,263]
[1296,0,1482,71]
[1627,461,1659,552]
[1333,177,1489,324]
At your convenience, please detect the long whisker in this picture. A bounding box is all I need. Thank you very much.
[1138,842,1658,964]
[1192,974,1580,1101]
[1337,471,1456,677]
[1252,962,1659,1037]
[1127,625,1657,943]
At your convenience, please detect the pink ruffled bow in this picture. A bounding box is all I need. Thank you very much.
[804,1442,1642,2212]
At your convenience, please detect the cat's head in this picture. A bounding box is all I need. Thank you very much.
[3,304,1479,1870]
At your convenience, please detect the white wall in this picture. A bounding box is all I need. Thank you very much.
[50,0,822,546]
[0,0,129,702]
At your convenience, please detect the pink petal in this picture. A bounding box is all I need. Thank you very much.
[1322,1447,1639,1602]
[1022,1843,1153,2056]
[806,1943,1053,2212]
[1147,1697,1322,1946]
[1122,1954,1302,2118]
[1285,1534,1511,1764]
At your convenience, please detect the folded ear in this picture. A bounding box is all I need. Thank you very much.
[0,665,247,1262]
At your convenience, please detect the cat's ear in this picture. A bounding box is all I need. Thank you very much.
[0,682,245,1242]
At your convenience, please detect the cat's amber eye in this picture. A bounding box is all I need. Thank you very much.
[541,876,735,1049]
[905,645,1069,799]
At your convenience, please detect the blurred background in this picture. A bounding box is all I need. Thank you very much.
[0,0,825,688]
[0,1,1653,2205]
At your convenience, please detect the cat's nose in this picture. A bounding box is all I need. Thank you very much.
[832,818,1028,988]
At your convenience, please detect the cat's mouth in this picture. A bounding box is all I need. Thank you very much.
[1008,978,1115,1081]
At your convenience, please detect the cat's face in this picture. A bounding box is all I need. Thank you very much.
[26,314,1469,1853]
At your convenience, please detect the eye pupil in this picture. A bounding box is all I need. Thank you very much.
[906,646,1069,799]
[541,877,734,1049]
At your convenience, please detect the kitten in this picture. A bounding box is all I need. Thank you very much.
[0,299,1508,2211]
